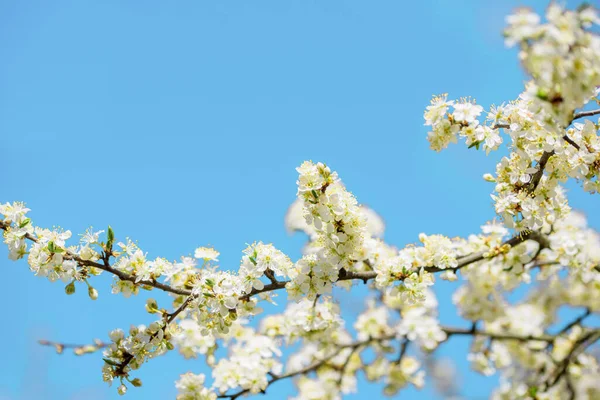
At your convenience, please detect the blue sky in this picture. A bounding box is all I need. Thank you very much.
[1,0,596,399]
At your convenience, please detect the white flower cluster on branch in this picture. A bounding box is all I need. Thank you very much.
[3,3,600,400]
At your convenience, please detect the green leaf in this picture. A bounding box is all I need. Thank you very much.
[47,241,64,253]
[577,2,592,12]
[106,225,115,250]
[528,386,538,397]
[311,190,319,199]
[249,256,257,266]
[468,141,482,150]
[103,358,121,367]
[205,278,215,287]
[536,89,549,101]
[19,218,31,228]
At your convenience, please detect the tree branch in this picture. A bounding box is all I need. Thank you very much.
[493,113,582,151]
[216,335,395,399]
[0,220,191,296]
[210,231,549,301]
[114,293,197,376]
[562,134,581,151]
[528,151,555,193]
[443,326,554,343]
[572,108,600,122]
[544,330,600,390]
[2,217,551,307]
[214,322,596,400]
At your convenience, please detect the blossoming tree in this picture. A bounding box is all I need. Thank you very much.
[3,4,600,399]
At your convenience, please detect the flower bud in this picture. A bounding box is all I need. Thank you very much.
[131,378,142,387]
[483,173,496,182]
[65,282,76,295]
[117,384,127,395]
[88,286,99,300]
[440,270,458,281]
[145,298,158,314]
[207,354,216,366]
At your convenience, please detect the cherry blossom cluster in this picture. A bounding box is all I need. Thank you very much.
[505,4,600,126]
[172,319,216,361]
[396,290,447,351]
[102,322,171,390]
[372,233,458,304]
[212,325,282,395]
[239,242,292,292]
[1,202,32,260]
[4,3,600,399]
[426,91,580,232]
[449,211,600,399]
[425,5,600,233]
[262,297,345,345]
[294,161,369,284]
[175,373,216,400]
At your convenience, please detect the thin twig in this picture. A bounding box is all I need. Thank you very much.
[528,151,555,193]
[557,308,591,337]
[572,108,600,121]
[396,338,409,363]
[562,134,581,150]
[217,335,395,399]
[38,339,107,355]
[442,326,554,343]
[335,347,358,388]
[114,293,197,376]
[545,330,600,390]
